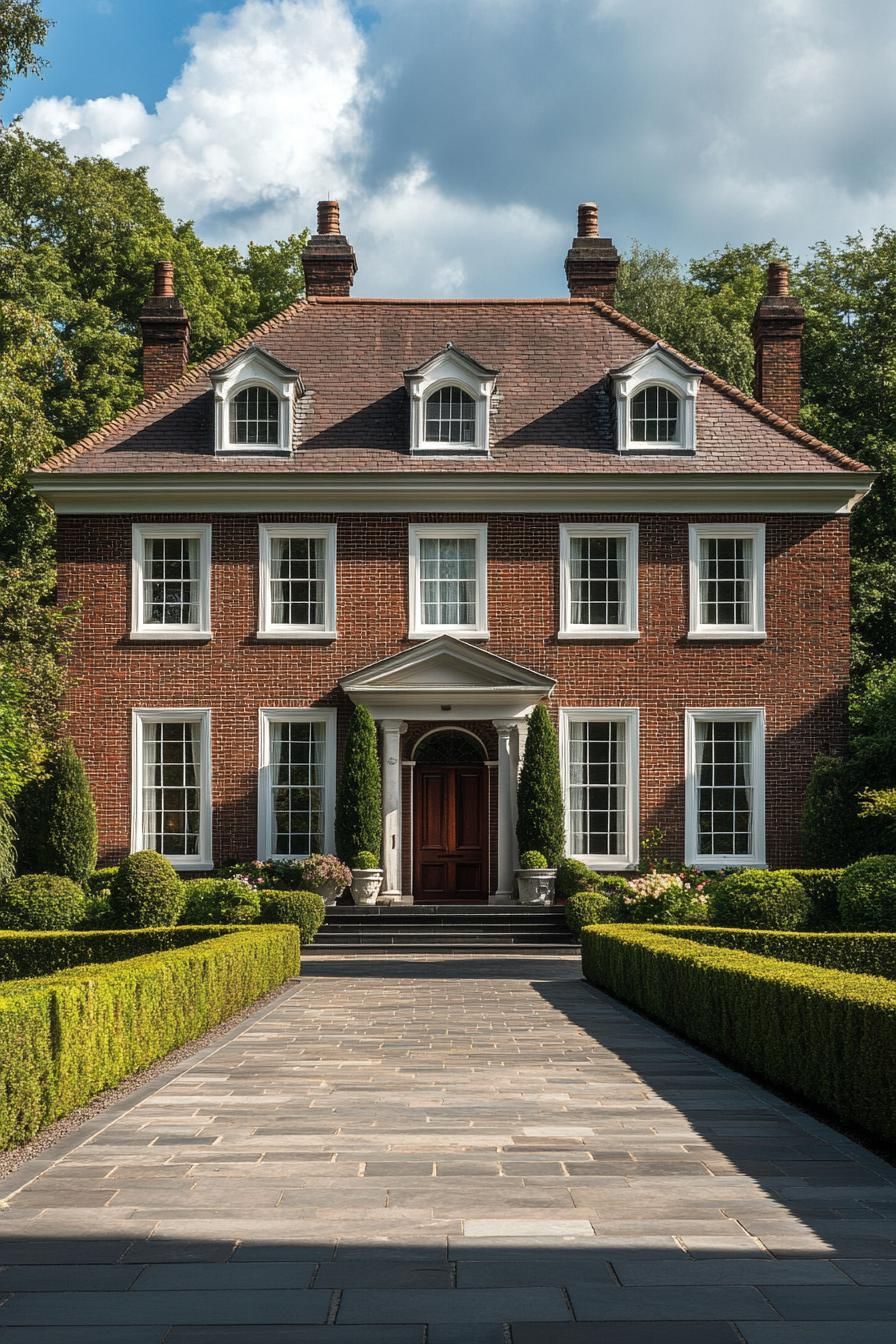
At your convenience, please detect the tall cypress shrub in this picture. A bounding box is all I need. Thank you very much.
[335,705,382,864]
[16,739,97,884]
[516,703,565,866]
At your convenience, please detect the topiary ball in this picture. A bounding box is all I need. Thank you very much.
[519,850,548,869]
[0,873,86,930]
[709,869,810,930]
[565,889,612,939]
[837,854,896,931]
[260,889,326,944]
[109,850,184,928]
[555,858,597,902]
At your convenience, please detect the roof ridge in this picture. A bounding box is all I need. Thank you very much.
[589,298,868,473]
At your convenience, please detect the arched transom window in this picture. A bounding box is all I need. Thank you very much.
[229,386,280,446]
[630,385,680,444]
[424,386,476,445]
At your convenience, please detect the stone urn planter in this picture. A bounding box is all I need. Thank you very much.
[516,867,556,905]
[350,868,383,905]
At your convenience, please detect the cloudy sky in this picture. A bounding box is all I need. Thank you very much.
[6,0,896,296]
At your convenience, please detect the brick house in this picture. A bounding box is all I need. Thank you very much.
[32,202,872,901]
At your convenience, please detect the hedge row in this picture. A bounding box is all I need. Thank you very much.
[0,925,299,1149]
[581,924,896,1144]
[664,926,896,980]
[0,926,236,982]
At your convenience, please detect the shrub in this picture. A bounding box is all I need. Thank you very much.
[109,851,184,928]
[555,858,597,902]
[335,704,382,864]
[782,868,843,930]
[801,753,857,867]
[86,867,118,901]
[0,926,299,1148]
[566,890,613,938]
[519,849,548,869]
[0,800,16,888]
[180,878,260,925]
[665,926,896,981]
[709,869,810,930]
[581,924,896,1145]
[516,704,564,867]
[298,853,351,893]
[80,867,118,929]
[622,872,711,924]
[0,926,235,980]
[16,739,97,884]
[352,851,380,870]
[838,854,896,931]
[260,889,326,944]
[0,874,86,931]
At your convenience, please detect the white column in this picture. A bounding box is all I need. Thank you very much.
[493,719,518,903]
[380,719,407,903]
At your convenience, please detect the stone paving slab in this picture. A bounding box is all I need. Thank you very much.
[1,952,895,1338]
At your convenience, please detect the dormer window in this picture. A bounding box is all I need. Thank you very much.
[404,344,497,456]
[611,343,700,455]
[209,344,302,455]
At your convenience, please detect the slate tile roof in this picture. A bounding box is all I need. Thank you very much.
[38,297,868,477]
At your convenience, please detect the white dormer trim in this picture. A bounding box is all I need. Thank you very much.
[611,343,701,455]
[209,344,302,456]
[404,344,497,456]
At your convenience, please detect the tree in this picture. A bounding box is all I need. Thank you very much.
[0,0,50,100]
[0,660,44,805]
[16,737,97,882]
[335,705,382,863]
[516,703,565,867]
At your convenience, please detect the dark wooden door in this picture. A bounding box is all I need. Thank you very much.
[413,764,486,901]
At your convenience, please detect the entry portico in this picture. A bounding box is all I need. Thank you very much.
[340,637,556,904]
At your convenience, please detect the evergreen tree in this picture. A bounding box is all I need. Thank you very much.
[335,705,382,864]
[516,703,565,867]
[16,738,97,883]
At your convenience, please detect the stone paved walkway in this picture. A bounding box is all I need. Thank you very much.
[1,955,896,1342]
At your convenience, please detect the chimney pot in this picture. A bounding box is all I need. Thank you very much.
[577,202,599,238]
[317,199,341,235]
[139,260,190,397]
[565,200,619,302]
[302,198,357,298]
[767,260,790,297]
[153,260,175,298]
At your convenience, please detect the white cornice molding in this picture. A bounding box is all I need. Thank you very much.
[30,469,874,516]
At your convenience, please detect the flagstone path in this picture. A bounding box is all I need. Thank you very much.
[1,954,896,1341]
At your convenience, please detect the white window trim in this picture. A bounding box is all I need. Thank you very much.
[408,523,489,640]
[257,708,337,861]
[257,523,337,640]
[210,348,299,456]
[684,706,766,869]
[613,348,700,455]
[130,523,211,640]
[559,707,640,871]
[558,523,639,639]
[405,349,495,456]
[131,708,212,870]
[688,523,766,639]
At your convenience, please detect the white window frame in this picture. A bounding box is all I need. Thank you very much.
[210,347,299,455]
[257,708,337,861]
[684,707,766,869]
[405,348,495,456]
[613,346,700,455]
[408,523,489,639]
[559,524,639,639]
[257,524,337,639]
[688,523,766,640]
[559,707,640,870]
[131,708,212,870]
[130,524,211,640]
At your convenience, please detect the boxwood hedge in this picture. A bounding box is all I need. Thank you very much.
[581,923,896,1144]
[0,926,236,981]
[663,926,896,980]
[0,925,299,1149]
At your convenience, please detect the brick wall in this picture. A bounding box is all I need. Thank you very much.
[57,511,851,872]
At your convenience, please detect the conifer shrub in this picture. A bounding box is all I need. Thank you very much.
[516,704,565,867]
[335,705,382,864]
[0,873,86,931]
[709,869,810,930]
[16,739,97,884]
[838,854,896,931]
[260,889,326,944]
[109,851,184,928]
[180,878,260,925]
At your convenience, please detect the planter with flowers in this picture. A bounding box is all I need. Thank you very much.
[297,853,352,906]
[350,850,383,905]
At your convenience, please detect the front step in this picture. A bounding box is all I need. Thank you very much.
[306,903,579,955]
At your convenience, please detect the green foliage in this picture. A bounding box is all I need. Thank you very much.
[180,878,260,926]
[259,889,325,945]
[0,661,46,805]
[0,800,16,888]
[666,926,896,980]
[838,854,896,931]
[581,924,896,1144]
[555,858,598,901]
[519,850,548,869]
[0,873,85,930]
[0,926,299,1148]
[782,868,844,930]
[0,0,50,97]
[516,704,564,867]
[335,705,382,864]
[565,890,613,938]
[710,869,810,930]
[801,754,857,866]
[109,851,184,928]
[625,872,712,925]
[0,925,234,980]
[15,738,97,882]
[352,851,380,870]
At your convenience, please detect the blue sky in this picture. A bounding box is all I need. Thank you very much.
[6,0,896,297]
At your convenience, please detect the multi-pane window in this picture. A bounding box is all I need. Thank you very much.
[424,386,476,444]
[561,526,638,636]
[689,526,765,637]
[410,526,487,636]
[686,709,765,866]
[259,710,335,860]
[131,525,211,638]
[229,385,280,446]
[630,385,680,443]
[133,711,210,867]
[258,525,336,637]
[562,710,639,868]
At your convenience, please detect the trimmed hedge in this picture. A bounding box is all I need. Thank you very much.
[180,878,260,925]
[582,923,896,1144]
[259,889,325,945]
[709,869,810,930]
[0,873,86,930]
[566,890,613,938]
[838,854,896,931]
[0,925,299,1149]
[0,926,236,981]
[110,851,184,927]
[663,926,896,980]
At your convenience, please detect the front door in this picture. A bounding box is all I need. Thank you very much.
[414,763,487,901]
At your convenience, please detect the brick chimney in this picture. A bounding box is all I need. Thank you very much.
[139,261,190,397]
[752,261,805,424]
[565,202,619,302]
[301,199,357,298]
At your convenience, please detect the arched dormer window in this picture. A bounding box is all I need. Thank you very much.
[610,343,701,455]
[209,344,302,455]
[424,386,476,445]
[404,343,498,456]
[630,385,680,445]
